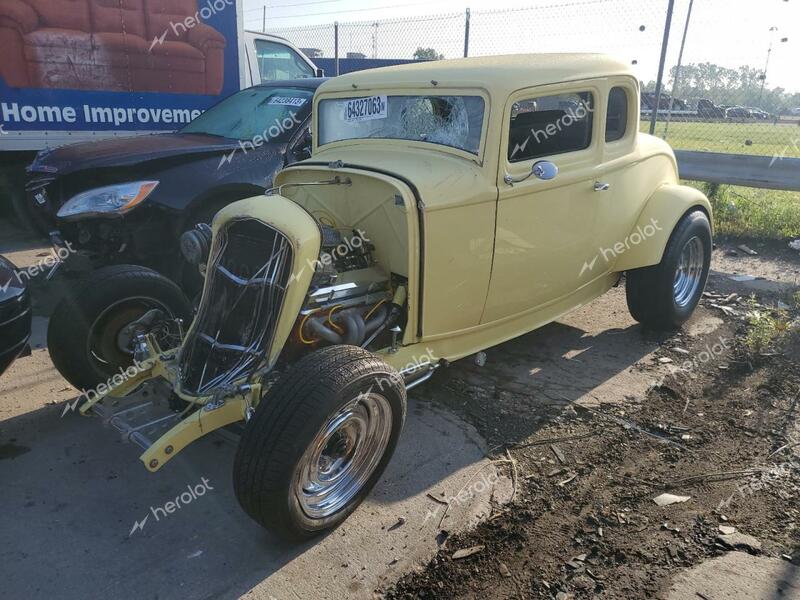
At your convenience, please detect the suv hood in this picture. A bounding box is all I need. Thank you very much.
[29,133,243,176]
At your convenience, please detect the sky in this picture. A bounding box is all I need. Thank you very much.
[242,0,799,94]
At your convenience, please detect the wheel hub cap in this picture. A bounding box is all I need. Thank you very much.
[295,392,392,520]
[673,236,705,307]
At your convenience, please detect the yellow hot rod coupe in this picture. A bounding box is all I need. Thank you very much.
[59,54,712,538]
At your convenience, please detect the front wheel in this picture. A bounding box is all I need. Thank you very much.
[48,265,192,391]
[626,210,712,330]
[233,345,407,540]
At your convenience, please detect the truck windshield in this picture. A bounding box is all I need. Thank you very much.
[255,39,315,82]
[318,95,486,155]
[182,87,313,143]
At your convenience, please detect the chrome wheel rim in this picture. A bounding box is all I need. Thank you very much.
[295,392,393,520]
[673,236,705,307]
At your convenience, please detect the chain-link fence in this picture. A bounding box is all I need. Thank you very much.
[264,0,800,164]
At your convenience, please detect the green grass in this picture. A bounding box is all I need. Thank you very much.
[641,120,800,158]
[636,119,800,238]
[743,296,794,354]
[685,181,800,239]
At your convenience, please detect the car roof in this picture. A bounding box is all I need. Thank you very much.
[255,77,328,91]
[317,54,633,98]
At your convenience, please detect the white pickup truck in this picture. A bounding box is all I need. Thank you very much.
[0,0,320,228]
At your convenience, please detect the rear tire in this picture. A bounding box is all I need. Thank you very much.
[626,210,712,330]
[48,265,192,391]
[233,345,406,540]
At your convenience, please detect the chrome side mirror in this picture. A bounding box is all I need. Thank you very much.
[504,160,558,186]
[532,160,558,180]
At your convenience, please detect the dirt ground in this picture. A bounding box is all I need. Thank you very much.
[385,237,800,599]
[2,226,799,599]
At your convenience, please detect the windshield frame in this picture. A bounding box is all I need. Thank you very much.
[313,87,491,164]
[181,85,315,143]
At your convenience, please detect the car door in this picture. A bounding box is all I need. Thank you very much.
[591,82,653,266]
[481,82,603,324]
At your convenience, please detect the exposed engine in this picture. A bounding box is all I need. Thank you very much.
[180,219,406,358]
[296,225,405,350]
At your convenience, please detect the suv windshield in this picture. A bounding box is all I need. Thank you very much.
[182,87,313,143]
[318,94,486,155]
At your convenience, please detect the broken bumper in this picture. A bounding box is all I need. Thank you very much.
[79,334,260,472]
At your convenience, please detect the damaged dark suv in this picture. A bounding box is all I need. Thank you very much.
[0,255,32,378]
[26,79,324,282]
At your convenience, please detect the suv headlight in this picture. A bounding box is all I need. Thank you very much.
[57,181,159,220]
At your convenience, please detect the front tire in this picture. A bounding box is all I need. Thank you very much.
[626,210,712,330]
[233,345,406,540]
[48,265,192,391]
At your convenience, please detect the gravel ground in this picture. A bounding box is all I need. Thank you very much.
[385,238,800,599]
[2,223,798,600]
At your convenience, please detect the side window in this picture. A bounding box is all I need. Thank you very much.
[255,40,315,82]
[606,87,629,142]
[508,92,594,162]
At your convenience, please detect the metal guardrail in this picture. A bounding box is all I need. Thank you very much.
[676,150,800,192]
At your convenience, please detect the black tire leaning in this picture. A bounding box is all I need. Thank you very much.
[47,265,192,392]
[626,209,712,330]
[233,345,407,540]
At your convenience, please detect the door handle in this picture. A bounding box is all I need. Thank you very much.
[594,182,611,192]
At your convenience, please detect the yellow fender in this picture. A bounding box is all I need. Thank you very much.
[614,183,713,272]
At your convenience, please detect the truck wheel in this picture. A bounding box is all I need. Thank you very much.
[48,265,192,392]
[626,210,712,330]
[233,345,407,539]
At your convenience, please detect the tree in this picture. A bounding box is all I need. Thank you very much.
[664,61,796,113]
[413,47,444,61]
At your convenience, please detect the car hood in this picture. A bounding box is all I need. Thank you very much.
[28,133,244,176]
[301,145,490,211]
[0,255,27,301]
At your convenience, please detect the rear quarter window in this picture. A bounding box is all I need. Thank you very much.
[605,87,629,142]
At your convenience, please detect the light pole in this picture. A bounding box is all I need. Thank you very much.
[759,26,779,103]
[649,0,676,135]
[664,0,695,140]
